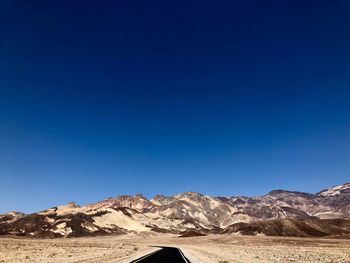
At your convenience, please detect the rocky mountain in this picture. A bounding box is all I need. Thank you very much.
[222,218,350,237]
[317,182,350,197]
[1,182,350,238]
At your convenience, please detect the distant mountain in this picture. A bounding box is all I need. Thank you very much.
[1,182,350,238]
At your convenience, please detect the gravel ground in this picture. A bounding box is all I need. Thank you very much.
[1,233,350,263]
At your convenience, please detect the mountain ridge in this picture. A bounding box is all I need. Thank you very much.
[1,182,350,238]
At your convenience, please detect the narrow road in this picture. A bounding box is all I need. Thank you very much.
[130,247,191,263]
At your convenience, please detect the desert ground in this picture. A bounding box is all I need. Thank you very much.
[1,233,350,263]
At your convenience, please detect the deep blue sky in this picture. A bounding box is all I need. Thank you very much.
[1,1,350,213]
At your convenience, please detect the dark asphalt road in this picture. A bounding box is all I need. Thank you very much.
[130,247,191,263]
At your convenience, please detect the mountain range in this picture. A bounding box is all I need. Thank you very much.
[1,182,350,238]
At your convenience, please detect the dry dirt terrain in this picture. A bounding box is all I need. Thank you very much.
[1,233,350,263]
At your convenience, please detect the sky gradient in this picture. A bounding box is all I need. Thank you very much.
[1,1,350,213]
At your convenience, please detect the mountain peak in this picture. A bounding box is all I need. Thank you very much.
[66,201,80,208]
[116,193,148,200]
[317,182,350,197]
[177,191,203,197]
[153,194,166,200]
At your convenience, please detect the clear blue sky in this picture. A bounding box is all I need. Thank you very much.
[1,1,350,213]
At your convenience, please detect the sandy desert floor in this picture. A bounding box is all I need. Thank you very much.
[1,233,350,263]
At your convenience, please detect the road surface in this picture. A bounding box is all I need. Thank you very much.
[130,247,191,263]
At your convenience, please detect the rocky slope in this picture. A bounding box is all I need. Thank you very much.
[222,218,350,237]
[1,182,349,238]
